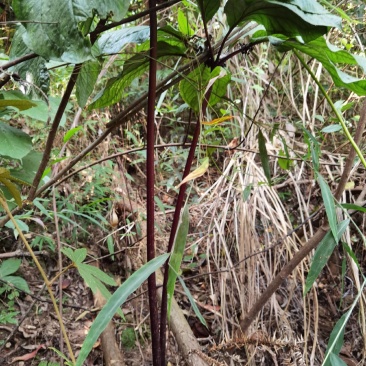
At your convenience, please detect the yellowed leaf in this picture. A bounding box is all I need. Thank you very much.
[202,115,234,126]
[175,157,209,189]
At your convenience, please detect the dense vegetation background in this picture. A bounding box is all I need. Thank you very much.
[0,1,366,365]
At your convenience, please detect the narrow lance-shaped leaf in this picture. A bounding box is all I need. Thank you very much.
[323,311,348,366]
[176,157,209,189]
[167,205,190,318]
[257,129,272,185]
[202,116,234,126]
[177,275,207,327]
[304,219,349,296]
[75,253,170,366]
[318,174,338,240]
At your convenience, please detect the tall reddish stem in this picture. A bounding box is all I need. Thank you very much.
[146,1,160,365]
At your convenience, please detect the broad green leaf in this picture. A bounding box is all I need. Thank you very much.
[76,61,102,108]
[75,253,169,366]
[304,220,349,296]
[62,248,87,264]
[3,275,30,293]
[275,37,366,96]
[0,99,35,111]
[177,275,207,327]
[63,126,82,143]
[179,64,231,113]
[321,125,342,133]
[0,122,32,160]
[167,206,189,317]
[90,42,186,109]
[318,175,337,240]
[72,0,130,22]
[257,129,272,185]
[196,0,220,22]
[12,1,92,63]
[10,150,42,185]
[0,258,21,277]
[19,96,72,125]
[224,0,341,42]
[8,26,50,97]
[94,26,150,56]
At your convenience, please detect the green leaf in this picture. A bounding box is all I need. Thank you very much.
[177,9,194,36]
[304,220,349,296]
[0,98,36,111]
[179,64,231,113]
[243,184,253,201]
[257,129,272,185]
[177,275,207,327]
[62,248,87,264]
[75,253,169,366]
[224,0,341,42]
[19,96,72,125]
[0,168,30,207]
[196,0,220,22]
[76,61,102,108]
[0,122,32,160]
[340,203,366,213]
[94,26,150,56]
[323,311,348,366]
[72,0,130,23]
[5,218,29,239]
[321,125,342,133]
[8,26,50,97]
[0,258,21,277]
[167,206,189,318]
[78,263,117,287]
[327,353,347,366]
[276,37,366,96]
[10,150,43,185]
[318,175,337,240]
[3,275,30,293]
[90,41,186,109]
[63,126,83,143]
[12,2,92,63]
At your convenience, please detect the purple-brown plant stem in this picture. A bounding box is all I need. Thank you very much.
[159,92,212,365]
[146,1,160,365]
[27,64,81,200]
